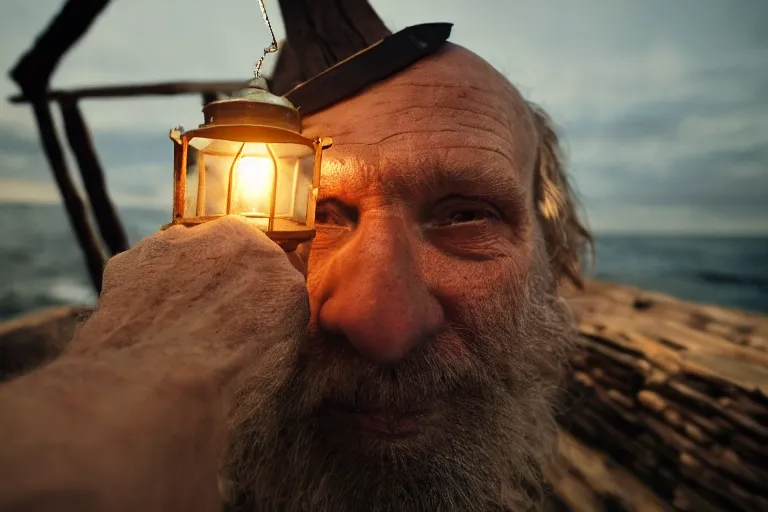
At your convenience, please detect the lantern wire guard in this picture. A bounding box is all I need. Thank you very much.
[166,0,332,252]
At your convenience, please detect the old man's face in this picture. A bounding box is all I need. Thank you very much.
[224,44,577,512]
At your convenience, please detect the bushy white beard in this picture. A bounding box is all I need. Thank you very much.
[222,253,576,512]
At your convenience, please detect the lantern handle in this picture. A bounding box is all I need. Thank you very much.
[254,0,278,79]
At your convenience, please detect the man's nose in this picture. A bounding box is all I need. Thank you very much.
[316,215,444,363]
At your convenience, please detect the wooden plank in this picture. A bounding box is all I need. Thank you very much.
[9,81,250,104]
[59,98,128,256]
[560,279,768,511]
[29,101,106,293]
[10,0,113,97]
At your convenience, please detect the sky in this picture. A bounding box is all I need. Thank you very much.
[0,0,766,234]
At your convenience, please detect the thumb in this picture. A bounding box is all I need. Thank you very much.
[286,240,311,278]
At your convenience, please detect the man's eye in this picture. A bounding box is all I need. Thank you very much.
[436,209,496,226]
[315,210,335,225]
[430,200,501,228]
[315,210,346,226]
[315,199,357,228]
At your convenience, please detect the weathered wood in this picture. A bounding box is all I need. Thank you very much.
[9,0,114,295]
[270,0,391,95]
[29,101,106,293]
[546,430,673,512]
[9,0,112,98]
[59,98,128,256]
[559,280,768,512]
[9,81,250,104]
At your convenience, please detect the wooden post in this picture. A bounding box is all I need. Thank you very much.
[10,0,112,97]
[9,0,114,295]
[30,101,106,292]
[59,98,129,256]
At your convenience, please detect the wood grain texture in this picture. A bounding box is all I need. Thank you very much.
[557,279,768,512]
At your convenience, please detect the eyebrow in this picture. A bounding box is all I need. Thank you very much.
[316,150,530,214]
[401,153,529,207]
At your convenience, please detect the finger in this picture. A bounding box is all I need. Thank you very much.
[296,240,312,268]
[285,250,308,278]
[173,216,282,254]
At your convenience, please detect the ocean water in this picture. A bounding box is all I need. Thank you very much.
[1,202,766,322]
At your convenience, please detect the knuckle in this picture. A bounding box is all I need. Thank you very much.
[197,216,284,258]
[161,224,192,241]
[101,251,131,292]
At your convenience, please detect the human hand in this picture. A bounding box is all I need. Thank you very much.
[66,215,310,389]
[0,216,309,511]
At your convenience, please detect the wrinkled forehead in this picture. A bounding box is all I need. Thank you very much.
[302,44,538,191]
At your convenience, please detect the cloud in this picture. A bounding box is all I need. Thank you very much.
[0,0,766,233]
[0,178,59,204]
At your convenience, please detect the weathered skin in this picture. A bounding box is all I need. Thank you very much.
[302,43,538,362]
[0,218,310,511]
[223,44,577,512]
[0,44,579,512]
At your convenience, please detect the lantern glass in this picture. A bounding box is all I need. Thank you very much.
[188,136,316,231]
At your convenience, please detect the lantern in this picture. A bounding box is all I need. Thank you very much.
[167,79,333,251]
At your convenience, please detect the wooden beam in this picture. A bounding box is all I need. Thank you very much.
[270,0,391,95]
[59,98,129,256]
[558,280,768,511]
[10,0,112,98]
[30,101,106,293]
[9,80,250,104]
[8,0,114,295]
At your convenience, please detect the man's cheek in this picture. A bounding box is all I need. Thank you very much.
[420,246,531,308]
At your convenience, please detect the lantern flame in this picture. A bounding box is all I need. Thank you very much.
[232,156,275,216]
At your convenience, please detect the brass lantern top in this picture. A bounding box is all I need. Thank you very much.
[200,78,301,133]
[168,78,332,252]
[181,78,313,147]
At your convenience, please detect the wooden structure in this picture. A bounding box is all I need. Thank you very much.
[550,281,768,511]
[6,1,768,511]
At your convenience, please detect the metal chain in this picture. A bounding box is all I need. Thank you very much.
[254,0,279,79]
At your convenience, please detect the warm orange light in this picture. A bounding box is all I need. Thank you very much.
[232,156,275,216]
